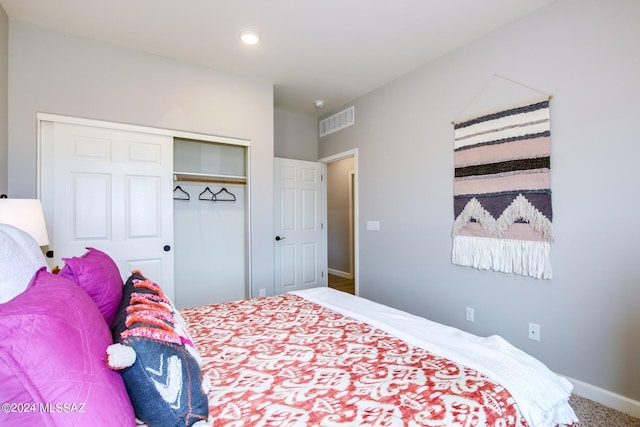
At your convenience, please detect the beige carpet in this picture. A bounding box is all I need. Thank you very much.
[569,394,640,426]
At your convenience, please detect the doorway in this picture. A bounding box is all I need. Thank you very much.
[319,149,358,295]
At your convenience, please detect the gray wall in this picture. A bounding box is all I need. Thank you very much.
[327,157,353,275]
[319,0,640,401]
[0,6,7,195]
[274,108,317,161]
[7,21,275,297]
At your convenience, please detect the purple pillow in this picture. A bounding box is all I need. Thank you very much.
[60,247,123,325]
[0,268,135,426]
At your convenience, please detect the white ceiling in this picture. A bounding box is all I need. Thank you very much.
[0,0,556,116]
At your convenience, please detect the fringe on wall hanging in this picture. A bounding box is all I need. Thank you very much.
[451,97,553,279]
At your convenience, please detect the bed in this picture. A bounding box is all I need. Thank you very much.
[0,224,579,427]
[177,287,579,427]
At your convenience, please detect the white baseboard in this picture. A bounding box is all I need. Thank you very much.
[564,375,640,419]
[327,268,353,279]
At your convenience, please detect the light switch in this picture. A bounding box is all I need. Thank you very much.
[366,220,380,231]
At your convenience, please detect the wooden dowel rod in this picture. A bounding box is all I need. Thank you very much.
[175,176,246,185]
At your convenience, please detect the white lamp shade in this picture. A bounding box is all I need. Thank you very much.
[0,199,50,246]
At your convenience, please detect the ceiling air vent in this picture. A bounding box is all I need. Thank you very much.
[319,106,355,138]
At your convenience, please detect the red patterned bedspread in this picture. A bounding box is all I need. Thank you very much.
[180,294,532,427]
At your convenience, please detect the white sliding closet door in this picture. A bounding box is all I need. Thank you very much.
[42,122,175,299]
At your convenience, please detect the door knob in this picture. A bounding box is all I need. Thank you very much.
[275,236,286,241]
[163,245,171,252]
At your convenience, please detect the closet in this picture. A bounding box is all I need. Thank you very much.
[38,114,249,308]
[172,138,248,308]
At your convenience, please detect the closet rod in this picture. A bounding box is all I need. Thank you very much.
[174,176,247,185]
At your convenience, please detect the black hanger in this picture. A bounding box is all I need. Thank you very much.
[173,185,190,201]
[198,186,216,201]
[213,187,236,202]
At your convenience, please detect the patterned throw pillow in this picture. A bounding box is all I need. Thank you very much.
[107,272,209,427]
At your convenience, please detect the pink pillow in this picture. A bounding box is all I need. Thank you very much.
[0,268,135,426]
[60,247,123,325]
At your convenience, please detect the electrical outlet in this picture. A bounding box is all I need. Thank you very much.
[259,288,266,297]
[465,307,475,322]
[366,220,380,231]
[528,322,540,341]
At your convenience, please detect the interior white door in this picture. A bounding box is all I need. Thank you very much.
[274,157,326,294]
[44,122,175,299]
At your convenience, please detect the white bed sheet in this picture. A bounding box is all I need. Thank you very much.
[292,287,578,427]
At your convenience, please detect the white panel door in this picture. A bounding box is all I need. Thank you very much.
[45,122,175,299]
[274,157,326,294]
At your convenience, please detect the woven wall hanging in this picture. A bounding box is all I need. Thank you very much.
[452,97,553,279]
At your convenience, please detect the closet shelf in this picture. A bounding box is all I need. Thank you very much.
[173,171,247,185]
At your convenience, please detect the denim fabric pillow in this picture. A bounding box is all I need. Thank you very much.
[107,272,208,427]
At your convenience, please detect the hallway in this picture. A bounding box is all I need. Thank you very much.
[328,274,355,295]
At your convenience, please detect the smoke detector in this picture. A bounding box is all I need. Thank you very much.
[314,100,325,108]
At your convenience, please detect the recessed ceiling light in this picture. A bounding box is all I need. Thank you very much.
[240,31,261,45]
